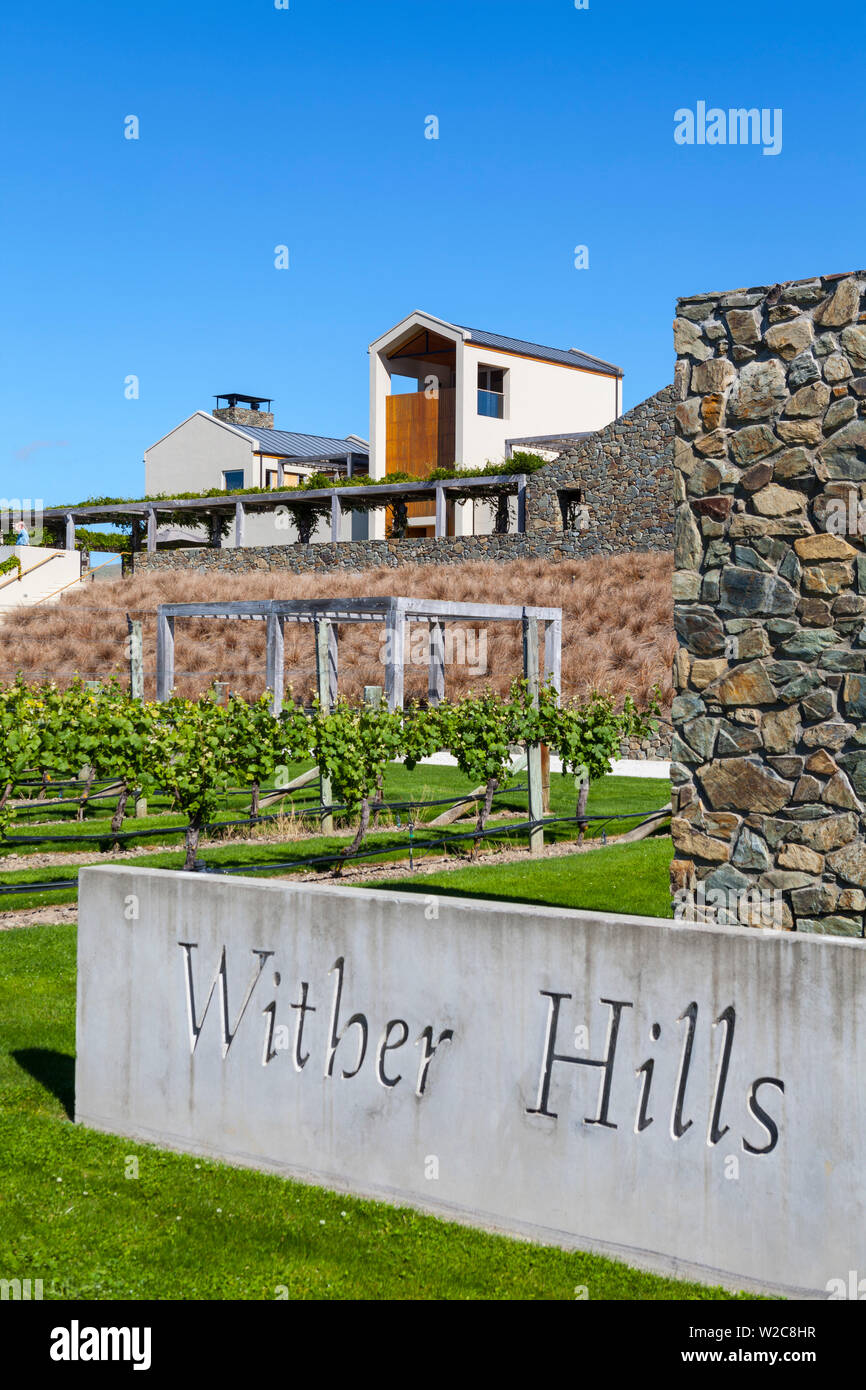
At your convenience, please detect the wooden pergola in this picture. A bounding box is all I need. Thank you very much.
[155,596,562,851]
[41,473,530,552]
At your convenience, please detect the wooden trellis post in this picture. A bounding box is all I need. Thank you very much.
[523,611,544,854]
[156,611,175,700]
[384,601,405,712]
[544,616,563,699]
[315,618,335,834]
[427,620,445,705]
[127,618,144,701]
[266,612,285,715]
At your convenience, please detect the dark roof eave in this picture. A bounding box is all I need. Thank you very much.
[461,325,623,376]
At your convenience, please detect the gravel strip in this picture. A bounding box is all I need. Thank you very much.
[0,904,79,931]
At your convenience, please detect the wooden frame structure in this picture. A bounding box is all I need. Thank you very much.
[155,596,562,852]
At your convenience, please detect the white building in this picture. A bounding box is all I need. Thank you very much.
[139,314,623,549]
[143,398,369,546]
[368,311,622,536]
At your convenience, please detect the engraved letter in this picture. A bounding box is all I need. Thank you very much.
[377,1019,410,1088]
[290,981,316,1071]
[262,1001,277,1066]
[743,1077,784,1155]
[671,1001,697,1139]
[178,943,273,1057]
[708,1005,735,1145]
[635,1059,655,1133]
[527,993,632,1126]
[325,957,368,1079]
[415,1025,454,1096]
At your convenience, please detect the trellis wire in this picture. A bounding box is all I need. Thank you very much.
[0,806,671,898]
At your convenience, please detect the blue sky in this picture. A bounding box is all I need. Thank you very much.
[1,0,863,509]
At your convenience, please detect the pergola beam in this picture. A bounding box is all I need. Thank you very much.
[154,600,562,731]
[40,473,528,535]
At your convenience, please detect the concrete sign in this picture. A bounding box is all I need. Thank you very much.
[76,867,866,1296]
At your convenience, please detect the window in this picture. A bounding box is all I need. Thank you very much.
[223,470,245,491]
[478,366,506,419]
[559,488,589,532]
[265,469,279,490]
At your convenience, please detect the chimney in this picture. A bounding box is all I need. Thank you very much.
[213,393,275,429]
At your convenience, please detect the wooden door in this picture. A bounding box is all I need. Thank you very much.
[386,389,455,526]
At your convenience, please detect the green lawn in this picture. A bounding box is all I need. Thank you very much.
[370,836,675,919]
[5,769,669,850]
[0,923,749,1300]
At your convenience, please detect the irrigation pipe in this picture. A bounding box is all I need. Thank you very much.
[0,806,671,898]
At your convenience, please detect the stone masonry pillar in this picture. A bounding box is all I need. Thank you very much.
[671,270,866,936]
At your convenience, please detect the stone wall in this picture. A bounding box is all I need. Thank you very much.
[671,270,866,937]
[212,406,275,429]
[620,720,672,761]
[134,524,662,576]
[135,392,675,577]
[526,385,674,553]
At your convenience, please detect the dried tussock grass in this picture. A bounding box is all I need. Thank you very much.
[214,808,307,843]
[0,553,674,710]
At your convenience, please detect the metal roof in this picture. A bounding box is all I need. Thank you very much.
[232,426,370,459]
[460,326,622,377]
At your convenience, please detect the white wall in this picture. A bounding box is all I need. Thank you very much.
[369,320,621,538]
[145,413,255,497]
[144,414,366,548]
[238,509,338,548]
[460,345,618,469]
[0,546,81,612]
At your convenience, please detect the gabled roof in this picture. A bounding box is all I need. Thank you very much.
[145,412,368,459]
[370,311,622,377]
[461,326,622,377]
[229,426,369,460]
